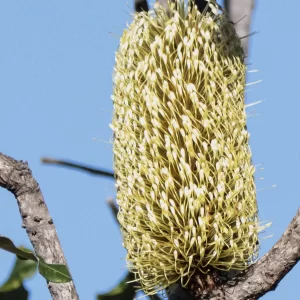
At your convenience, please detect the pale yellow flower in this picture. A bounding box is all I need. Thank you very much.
[112,0,264,295]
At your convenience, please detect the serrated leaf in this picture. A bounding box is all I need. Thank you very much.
[37,256,72,283]
[0,255,36,292]
[0,236,37,262]
[97,273,136,300]
[0,284,28,300]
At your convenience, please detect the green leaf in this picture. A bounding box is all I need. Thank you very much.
[0,236,71,284]
[97,273,137,300]
[0,255,36,292]
[0,284,28,300]
[37,256,72,283]
[0,236,37,262]
[0,253,36,300]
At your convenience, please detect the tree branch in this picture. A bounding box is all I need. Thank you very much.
[224,0,255,58]
[0,153,79,300]
[41,157,114,179]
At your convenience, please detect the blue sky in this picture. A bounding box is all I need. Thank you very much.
[0,1,299,299]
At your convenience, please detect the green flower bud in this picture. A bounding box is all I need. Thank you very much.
[111,0,264,295]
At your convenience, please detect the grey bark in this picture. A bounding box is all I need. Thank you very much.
[0,153,79,300]
[224,0,255,58]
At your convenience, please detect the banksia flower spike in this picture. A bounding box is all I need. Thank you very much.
[111,0,264,295]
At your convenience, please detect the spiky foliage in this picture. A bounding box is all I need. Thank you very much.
[111,0,262,295]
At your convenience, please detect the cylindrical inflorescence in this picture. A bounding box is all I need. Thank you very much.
[111,0,262,295]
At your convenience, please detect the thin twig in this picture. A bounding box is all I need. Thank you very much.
[0,153,79,300]
[41,157,114,179]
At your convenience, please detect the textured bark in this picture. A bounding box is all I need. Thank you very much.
[0,153,78,300]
